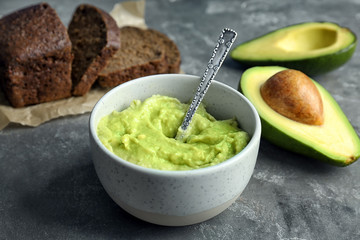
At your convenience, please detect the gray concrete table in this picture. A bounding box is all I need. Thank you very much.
[1,0,359,239]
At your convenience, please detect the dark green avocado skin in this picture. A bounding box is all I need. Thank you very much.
[259,117,350,167]
[235,41,356,76]
[231,22,357,76]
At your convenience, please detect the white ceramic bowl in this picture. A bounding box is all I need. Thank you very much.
[89,74,261,226]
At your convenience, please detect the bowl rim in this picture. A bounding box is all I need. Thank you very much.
[89,73,261,177]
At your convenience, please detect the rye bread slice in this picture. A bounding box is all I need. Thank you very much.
[97,27,166,88]
[147,29,181,74]
[68,4,120,96]
[0,3,73,108]
[97,26,181,88]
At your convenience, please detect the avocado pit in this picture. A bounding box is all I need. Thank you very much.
[260,69,324,125]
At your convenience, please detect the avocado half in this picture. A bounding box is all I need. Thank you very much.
[240,66,360,166]
[231,22,357,76]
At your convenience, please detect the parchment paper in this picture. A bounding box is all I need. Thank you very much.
[0,0,146,130]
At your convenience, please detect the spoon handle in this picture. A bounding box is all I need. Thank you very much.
[179,28,237,133]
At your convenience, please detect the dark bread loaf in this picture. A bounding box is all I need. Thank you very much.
[68,4,121,96]
[97,26,181,88]
[0,3,73,108]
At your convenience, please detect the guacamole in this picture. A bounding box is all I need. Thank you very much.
[97,95,249,171]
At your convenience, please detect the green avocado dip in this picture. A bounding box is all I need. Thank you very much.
[97,95,250,171]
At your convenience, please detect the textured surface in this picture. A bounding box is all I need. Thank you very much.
[0,0,359,239]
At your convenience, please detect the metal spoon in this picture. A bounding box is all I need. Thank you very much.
[176,28,237,141]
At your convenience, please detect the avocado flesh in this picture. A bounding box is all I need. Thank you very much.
[240,66,360,166]
[231,22,357,76]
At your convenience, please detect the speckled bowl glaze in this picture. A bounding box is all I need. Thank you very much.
[89,74,261,226]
